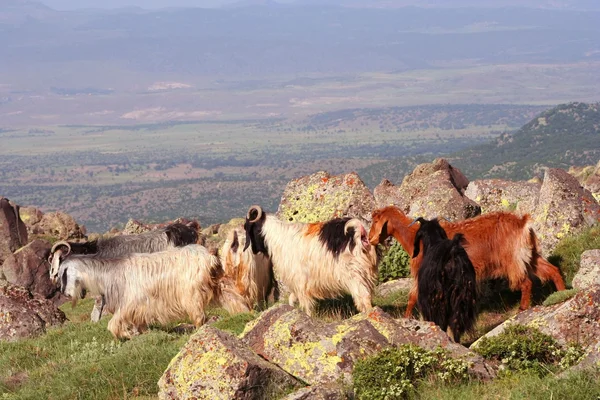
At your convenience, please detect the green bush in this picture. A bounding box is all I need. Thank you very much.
[353,345,470,400]
[378,240,411,283]
[542,289,578,306]
[549,225,600,285]
[474,324,584,376]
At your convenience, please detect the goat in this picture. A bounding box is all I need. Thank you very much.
[412,217,477,342]
[243,205,378,316]
[368,206,566,317]
[49,222,199,321]
[56,244,247,339]
[220,228,278,310]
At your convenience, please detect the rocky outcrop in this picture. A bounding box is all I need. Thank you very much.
[465,179,541,215]
[572,250,600,291]
[282,384,347,400]
[18,206,44,235]
[35,211,86,240]
[158,325,302,400]
[471,285,600,370]
[374,159,480,221]
[241,305,495,385]
[569,161,600,202]
[0,282,66,342]
[374,278,413,297]
[200,218,245,250]
[0,197,28,266]
[532,168,600,256]
[0,239,57,299]
[277,171,374,224]
[121,217,201,236]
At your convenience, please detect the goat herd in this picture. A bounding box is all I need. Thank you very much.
[48,204,566,342]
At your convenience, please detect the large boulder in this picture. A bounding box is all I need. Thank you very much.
[465,179,541,216]
[0,197,28,266]
[277,171,374,224]
[18,206,44,236]
[572,250,600,291]
[158,325,302,400]
[282,384,347,400]
[532,168,600,256]
[0,282,66,342]
[471,285,600,370]
[35,211,86,240]
[0,239,57,299]
[373,158,481,221]
[241,305,495,385]
[569,161,600,202]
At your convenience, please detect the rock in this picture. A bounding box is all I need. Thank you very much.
[35,211,86,240]
[158,325,301,400]
[277,171,374,224]
[471,285,600,370]
[18,206,44,235]
[1,239,57,299]
[241,305,495,385]
[122,219,150,235]
[569,161,600,202]
[465,179,541,216]
[121,217,201,237]
[572,250,600,291]
[0,282,66,342]
[374,278,413,297]
[532,168,600,256]
[0,197,28,266]
[373,158,481,221]
[282,384,348,400]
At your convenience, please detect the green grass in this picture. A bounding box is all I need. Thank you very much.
[212,312,258,336]
[542,289,579,306]
[549,225,600,286]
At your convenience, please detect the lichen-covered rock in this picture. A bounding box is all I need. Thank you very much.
[35,211,86,240]
[241,305,495,385]
[569,161,600,202]
[374,278,412,297]
[373,158,481,221]
[465,179,541,215]
[18,206,44,235]
[282,384,347,400]
[158,325,301,400]
[122,219,150,235]
[0,282,66,342]
[572,250,600,291]
[471,285,600,370]
[1,239,57,299]
[277,171,374,224]
[532,168,600,256]
[0,197,28,266]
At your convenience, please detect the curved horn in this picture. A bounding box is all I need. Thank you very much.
[407,217,421,227]
[344,219,365,236]
[51,241,71,256]
[246,205,263,223]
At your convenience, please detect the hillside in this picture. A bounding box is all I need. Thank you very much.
[449,102,600,180]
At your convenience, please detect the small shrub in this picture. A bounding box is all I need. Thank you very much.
[353,345,470,399]
[549,225,600,285]
[542,288,578,306]
[378,240,411,283]
[474,324,585,376]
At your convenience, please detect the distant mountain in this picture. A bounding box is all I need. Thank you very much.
[0,0,57,23]
[292,0,600,10]
[451,102,600,180]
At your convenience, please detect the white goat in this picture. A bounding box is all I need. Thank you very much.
[56,244,247,339]
[243,205,378,316]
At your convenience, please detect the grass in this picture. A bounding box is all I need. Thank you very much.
[542,289,579,306]
[548,225,600,286]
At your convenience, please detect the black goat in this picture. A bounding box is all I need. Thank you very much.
[412,217,477,342]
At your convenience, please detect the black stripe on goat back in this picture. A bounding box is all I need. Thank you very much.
[318,217,353,257]
[165,223,198,247]
[68,240,99,255]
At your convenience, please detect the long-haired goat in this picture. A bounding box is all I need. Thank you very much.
[56,244,248,339]
[369,206,566,317]
[220,228,278,310]
[243,205,378,316]
[49,222,199,321]
[412,217,477,342]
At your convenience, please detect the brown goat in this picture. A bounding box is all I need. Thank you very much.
[369,206,566,318]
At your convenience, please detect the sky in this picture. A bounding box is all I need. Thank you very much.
[40,0,289,10]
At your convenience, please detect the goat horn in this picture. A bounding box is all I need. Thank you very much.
[343,219,363,236]
[246,205,263,223]
[51,241,71,256]
[407,217,420,227]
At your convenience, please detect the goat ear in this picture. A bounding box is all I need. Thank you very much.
[231,230,239,253]
[412,230,422,258]
[360,224,370,248]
